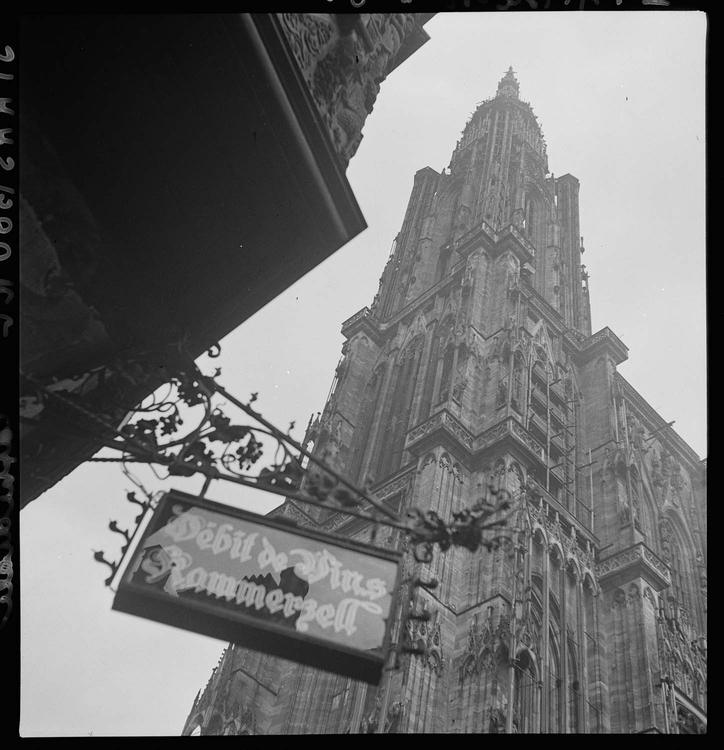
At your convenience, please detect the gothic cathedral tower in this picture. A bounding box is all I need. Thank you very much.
[184,70,706,735]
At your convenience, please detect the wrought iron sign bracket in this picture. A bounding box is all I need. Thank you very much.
[21,344,517,596]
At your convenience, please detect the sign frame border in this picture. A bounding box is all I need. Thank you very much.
[112,488,403,685]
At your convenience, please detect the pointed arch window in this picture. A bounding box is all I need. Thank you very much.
[583,577,602,732]
[547,634,562,733]
[437,343,455,403]
[513,575,544,733]
[188,713,204,737]
[349,364,386,482]
[629,466,643,533]
[205,713,223,736]
[419,328,440,421]
[525,197,536,237]
[511,351,526,413]
[524,191,544,249]
[436,245,452,282]
[514,649,541,733]
[376,337,423,480]
[567,639,580,733]
[452,344,469,403]
[671,537,686,612]
[659,518,691,618]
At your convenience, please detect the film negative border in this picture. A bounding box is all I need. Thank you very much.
[0,30,18,633]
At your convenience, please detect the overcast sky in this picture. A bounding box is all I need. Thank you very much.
[20,11,706,737]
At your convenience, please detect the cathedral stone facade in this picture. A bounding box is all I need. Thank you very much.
[183,70,706,735]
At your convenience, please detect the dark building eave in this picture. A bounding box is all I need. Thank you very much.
[19,14,371,504]
[21,14,366,356]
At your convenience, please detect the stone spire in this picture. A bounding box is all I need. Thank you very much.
[185,69,707,736]
[496,66,519,99]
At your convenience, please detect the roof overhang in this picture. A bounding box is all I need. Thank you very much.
[19,14,371,504]
[20,14,366,359]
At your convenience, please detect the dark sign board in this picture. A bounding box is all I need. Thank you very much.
[113,489,402,684]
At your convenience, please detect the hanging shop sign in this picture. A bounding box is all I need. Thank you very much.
[113,489,402,684]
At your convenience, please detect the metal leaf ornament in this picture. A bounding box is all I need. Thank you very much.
[49,345,518,589]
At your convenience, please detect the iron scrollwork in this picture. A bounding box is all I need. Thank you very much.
[23,345,515,589]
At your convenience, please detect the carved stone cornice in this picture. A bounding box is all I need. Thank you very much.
[453,220,498,256]
[596,542,671,592]
[571,326,629,366]
[405,413,551,473]
[405,409,475,461]
[341,306,371,330]
[473,417,546,468]
[455,222,535,265]
[340,306,383,344]
[508,419,546,462]
[494,224,536,264]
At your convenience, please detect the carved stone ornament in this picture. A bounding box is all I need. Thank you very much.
[279,14,424,167]
[408,606,445,676]
[459,610,509,682]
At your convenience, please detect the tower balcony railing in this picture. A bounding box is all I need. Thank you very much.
[503,223,536,258]
[340,305,383,344]
[596,541,671,591]
[405,411,548,468]
[566,326,628,367]
[454,219,497,252]
[404,408,475,456]
[341,306,371,330]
